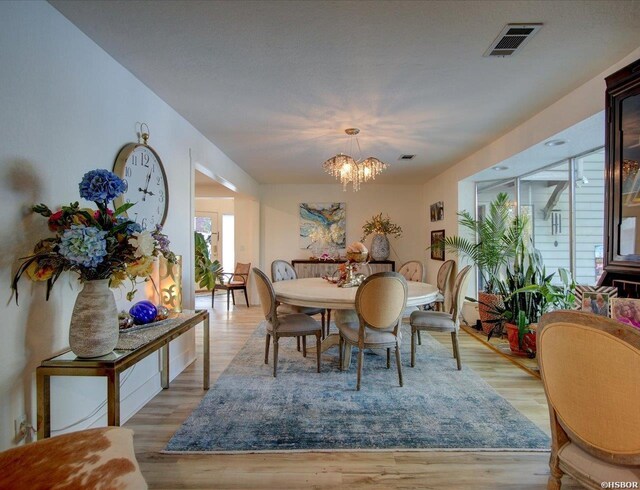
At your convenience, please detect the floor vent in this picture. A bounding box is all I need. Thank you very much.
[483,23,542,57]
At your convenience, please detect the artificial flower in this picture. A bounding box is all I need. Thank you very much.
[127,256,155,278]
[26,261,55,282]
[59,225,108,268]
[79,169,127,204]
[130,231,155,258]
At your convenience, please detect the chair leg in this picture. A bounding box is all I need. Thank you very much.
[356,344,364,391]
[296,336,301,352]
[273,337,279,377]
[226,289,231,311]
[265,333,271,364]
[231,289,236,306]
[548,452,563,490]
[395,344,403,387]
[211,289,215,309]
[302,336,307,357]
[327,309,331,336]
[451,331,462,370]
[386,348,391,369]
[320,311,326,339]
[243,287,249,307]
[417,330,422,345]
[411,326,416,367]
[316,332,321,373]
[339,335,343,370]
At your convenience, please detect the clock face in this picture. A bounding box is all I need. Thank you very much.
[113,143,169,230]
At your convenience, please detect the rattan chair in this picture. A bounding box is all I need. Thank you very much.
[253,267,322,377]
[335,272,408,391]
[538,310,640,489]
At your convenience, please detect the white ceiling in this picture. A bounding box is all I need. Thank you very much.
[50,0,640,185]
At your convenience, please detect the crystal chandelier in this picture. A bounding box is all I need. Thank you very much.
[322,128,388,191]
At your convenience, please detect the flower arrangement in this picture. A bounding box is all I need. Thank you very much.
[361,213,402,241]
[11,169,176,303]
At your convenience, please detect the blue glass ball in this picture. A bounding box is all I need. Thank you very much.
[129,300,158,325]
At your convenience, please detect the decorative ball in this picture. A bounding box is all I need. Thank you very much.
[118,311,134,330]
[129,300,158,325]
[155,305,170,321]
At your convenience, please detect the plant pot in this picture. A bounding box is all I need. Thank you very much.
[505,322,537,358]
[478,291,503,335]
[69,279,119,358]
[370,234,390,261]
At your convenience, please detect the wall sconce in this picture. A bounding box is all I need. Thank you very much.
[160,255,183,313]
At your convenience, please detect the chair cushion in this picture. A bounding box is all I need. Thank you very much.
[410,311,456,331]
[336,315,401,346]
[0,427,147,489]
[277,303,324,317]
[265,314,321,335]
[558,442,640,485]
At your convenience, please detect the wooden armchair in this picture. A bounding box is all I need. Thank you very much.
[538,310,640,489]
[212,262,251,310]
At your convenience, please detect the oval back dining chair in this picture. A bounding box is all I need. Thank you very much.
[434,259,456,312]
[335,272,408,391]
[538,310,640,489]
[409,265,472,370]
[398,260,424,282]
[253,268,322,377]
[271,259,326,348]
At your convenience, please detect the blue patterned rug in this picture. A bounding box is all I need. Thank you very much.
[164,323,550,453]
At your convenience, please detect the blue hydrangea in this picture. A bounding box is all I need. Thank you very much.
[116,216,143,234]
[59,225,108,268]
[79,169,127,204]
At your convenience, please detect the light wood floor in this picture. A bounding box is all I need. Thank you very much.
[125,296,580,489]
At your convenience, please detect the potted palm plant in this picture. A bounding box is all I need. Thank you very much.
[441,193,527,333]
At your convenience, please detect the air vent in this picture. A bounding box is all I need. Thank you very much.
[399,154,415,160]
[483,23,542,57]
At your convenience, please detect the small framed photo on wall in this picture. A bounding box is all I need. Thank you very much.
[430,229,445,261]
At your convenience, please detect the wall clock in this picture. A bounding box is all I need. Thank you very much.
[113,129,169,229]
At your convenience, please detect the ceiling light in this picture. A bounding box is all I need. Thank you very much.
[322,128,388,192]
[544,139,567,147]
[493,165,509,171]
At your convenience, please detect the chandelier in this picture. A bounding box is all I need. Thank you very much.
[322,128,388,191]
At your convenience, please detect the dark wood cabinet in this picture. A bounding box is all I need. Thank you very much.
[600,57,640,293]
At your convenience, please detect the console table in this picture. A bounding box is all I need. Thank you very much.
[292,259,395,278]
[36,310,209,440]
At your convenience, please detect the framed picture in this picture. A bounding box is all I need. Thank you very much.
[430,229,445,261]
[430,201,444,222]
[299,202,346,250]
[574,285,618,315]
[611,297,640,329]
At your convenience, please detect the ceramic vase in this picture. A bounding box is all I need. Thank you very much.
[370,234,390,261]
[69,279,118,358]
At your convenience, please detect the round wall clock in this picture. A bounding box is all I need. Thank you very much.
[113,133,169,230]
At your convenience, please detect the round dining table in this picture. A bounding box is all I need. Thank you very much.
[272,277,439,362]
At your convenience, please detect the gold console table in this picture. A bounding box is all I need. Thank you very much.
[36,309,209,440]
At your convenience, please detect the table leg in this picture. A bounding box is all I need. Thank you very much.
[161,344,170,389]
[36,369,50,439]
[203,314,210,390]
[107,371,121,426]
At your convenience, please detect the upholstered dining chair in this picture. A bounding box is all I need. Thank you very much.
[212,262,251,310]
[538,310,640,489]
[409,265,472,370]
[253,267,322,377]
[271,260,326,348]
[398,260,424,282]
[432,259,456,312]
[335,272,408,391]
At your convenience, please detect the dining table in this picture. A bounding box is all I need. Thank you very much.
[272,277,439,367]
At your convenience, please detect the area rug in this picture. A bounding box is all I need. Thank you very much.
[164,323,550,453]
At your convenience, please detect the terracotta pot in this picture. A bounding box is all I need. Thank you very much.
[69,279,118,358]
[505,322,537,357]
[477,292,503,334]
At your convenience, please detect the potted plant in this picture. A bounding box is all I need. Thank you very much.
[441,193,527,333]
[361,213,402,261]
[194,231,223,290]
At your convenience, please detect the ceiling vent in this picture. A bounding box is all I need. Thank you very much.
[483,23,543,57]
[399,154,415,160]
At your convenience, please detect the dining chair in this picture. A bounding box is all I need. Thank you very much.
[538,310,640,489]
[271,260,326,349]
[253,268,322,377]
[398,260,424,282]
[212,262,251,310]
[335,272,408,391]
[409,265,472,370]
[433,259,456,312]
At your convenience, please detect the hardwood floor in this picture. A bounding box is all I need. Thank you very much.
[125,296,580,489]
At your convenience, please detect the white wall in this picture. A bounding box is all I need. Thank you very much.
[423,46,640,289]
[261,184,427,278]
[0,1,258,450]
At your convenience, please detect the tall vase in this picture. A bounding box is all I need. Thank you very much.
[69,279,119,358]
[370,234,390,261]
